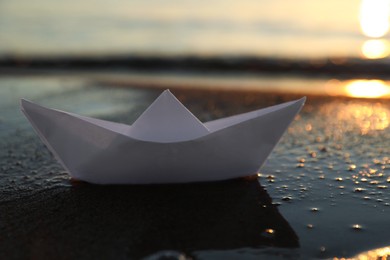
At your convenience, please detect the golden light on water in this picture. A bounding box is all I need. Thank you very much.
[359,0,390,38]
[361,39,390,59]
[345,80,390,98]
[333,102,389,135]
[343,246,390,260]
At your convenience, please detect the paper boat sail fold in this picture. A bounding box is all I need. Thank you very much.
[21,90,306,184]
[130,90,210,142]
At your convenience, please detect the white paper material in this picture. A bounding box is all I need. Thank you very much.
[20,90,306,184]
[130,90,210,142]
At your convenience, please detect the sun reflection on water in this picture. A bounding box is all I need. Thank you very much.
[322,79,390,99]
[345,80,390,98]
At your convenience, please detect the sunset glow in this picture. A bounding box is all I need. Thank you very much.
[360,0,390,38]
[361,39,390,59]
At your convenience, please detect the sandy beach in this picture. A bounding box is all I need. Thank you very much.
[0,73,389,259]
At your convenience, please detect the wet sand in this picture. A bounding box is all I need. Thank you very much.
[0,75,389,259]
[0,178,299,259]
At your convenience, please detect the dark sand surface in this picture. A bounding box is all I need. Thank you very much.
[0,75,389,259]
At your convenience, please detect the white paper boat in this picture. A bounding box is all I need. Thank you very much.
[21,90,305,184]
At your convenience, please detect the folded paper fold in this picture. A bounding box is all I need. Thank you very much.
[130,90,210,142]
[21,90,305,184]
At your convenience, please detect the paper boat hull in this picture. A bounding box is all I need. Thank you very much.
[21,97,305,184]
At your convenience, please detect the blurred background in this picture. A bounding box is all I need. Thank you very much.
[0,0,390,98]
[1,1,390,259]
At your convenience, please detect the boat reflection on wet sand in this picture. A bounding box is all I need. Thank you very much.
[0,177,299,259]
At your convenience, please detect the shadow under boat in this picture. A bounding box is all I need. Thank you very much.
[0,176,299,259]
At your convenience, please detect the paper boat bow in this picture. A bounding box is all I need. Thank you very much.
[21,90,305,184]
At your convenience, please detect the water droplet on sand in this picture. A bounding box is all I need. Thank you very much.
[296,163,305,168]
[261,228,276,238]
[351,224,363,231]
[369,169,378,174]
